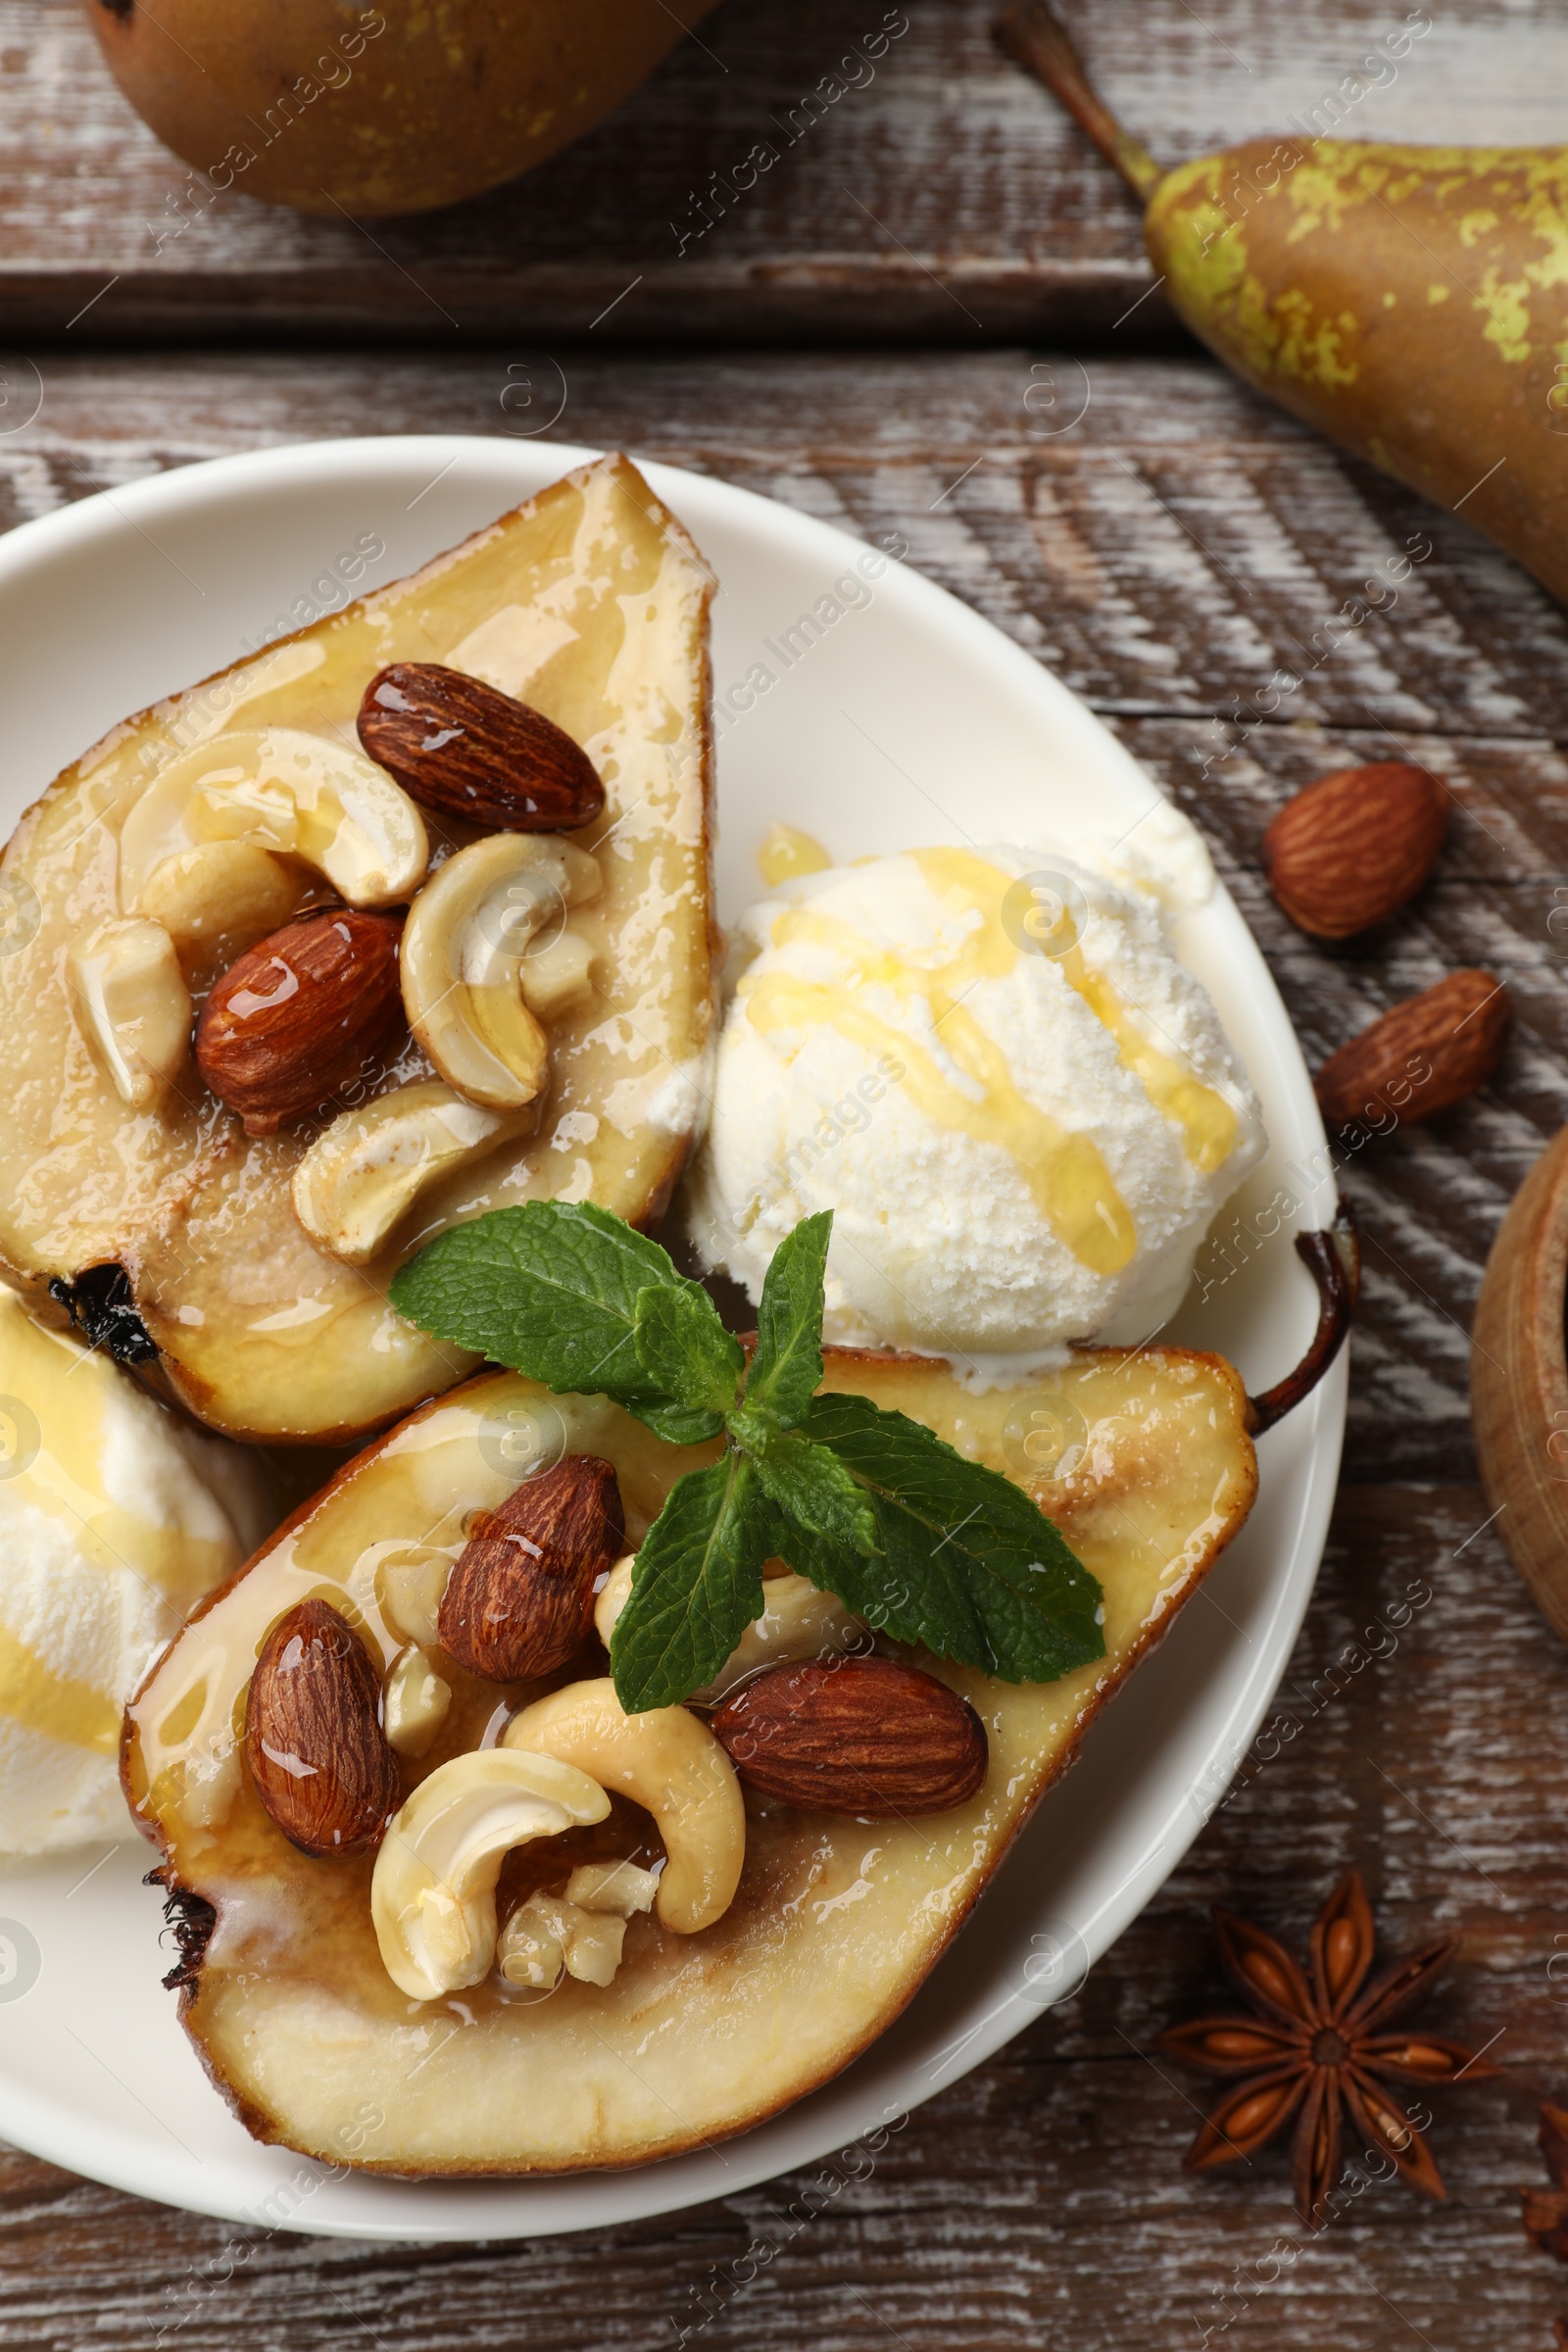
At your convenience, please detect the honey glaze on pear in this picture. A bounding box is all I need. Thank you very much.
[124,1350,1258,2175]
[0,456,717,1445]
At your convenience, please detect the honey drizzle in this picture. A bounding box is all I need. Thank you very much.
[741,849,1238,1274]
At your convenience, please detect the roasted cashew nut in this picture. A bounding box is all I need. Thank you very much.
[371,1541,458,1648]
[503,1679,744,1935]
[496,1898,569,1990]
[136,840,306,964]
[370,1747,609,2001]
[119,727,428,914]
[66,916,192,1106]
[381,1644,451,1759]
[499,1891,628,1990]
[401,833,603,1110]
[592,1556,638,1646]
[595,1561,863,1705]
[565,1858,660,1916]
[518,925,599,1022]
[291,1079,534,1265]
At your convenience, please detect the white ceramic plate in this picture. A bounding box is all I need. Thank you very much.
[0,436,1345,2239]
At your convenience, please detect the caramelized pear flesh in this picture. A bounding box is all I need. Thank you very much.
[0,456,716,1444]
[124,1344,1256,2176]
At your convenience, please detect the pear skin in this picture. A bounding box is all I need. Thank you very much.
[83,0,720,219]
[124,1347,1257,2175]
[1001,2,1568,608]
[1147,141,1568,604]
[0,456,717,1445]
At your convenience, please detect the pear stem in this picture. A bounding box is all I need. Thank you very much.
[1246,1201,1360,1438]
[995,0,1163,204]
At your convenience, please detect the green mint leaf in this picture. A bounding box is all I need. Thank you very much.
[731,1409,877,1557]
[611,1454,776,1712]
[626,1399,728,1447]
[801,1393,1104,1684]
[389,1200,697,1408]
[631,1286,744,1422]
[396,1197,1102,1704]
[746,1209,832,1428]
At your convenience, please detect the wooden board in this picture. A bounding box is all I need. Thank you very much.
[1,0,1564,341]
[1,351,1565,2343]
[2,1488,1563,2348]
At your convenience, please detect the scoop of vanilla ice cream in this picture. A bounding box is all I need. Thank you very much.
[0,1289,276,1854]
[687,845,1266,1361]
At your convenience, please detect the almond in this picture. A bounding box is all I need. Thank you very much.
[195,907,405,1137]
[1263,761,1447,939]
[1314,968,1510,1133]
[437,1454,624,1683]
[244,1598,400,1857]
[710,1655,988,1817]
[358,663,605,835]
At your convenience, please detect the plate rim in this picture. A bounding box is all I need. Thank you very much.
[0,430,1345,2238]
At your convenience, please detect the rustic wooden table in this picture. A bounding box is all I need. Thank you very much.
[3,4,1568,2346]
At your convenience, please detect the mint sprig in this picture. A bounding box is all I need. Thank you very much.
[390,1202,1104,1711]
[803,1392,1103,1683]
[607,1451,778,1707]
[389,1199,739,1445]
[745,1206,831,1427]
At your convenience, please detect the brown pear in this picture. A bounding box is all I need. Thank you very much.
[1001,1,1568,606]
[125,1342,1261,2175]
[82,0,719,218]
[0,455,716,1445]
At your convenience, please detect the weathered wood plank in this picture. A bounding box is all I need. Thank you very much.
[0,1490,1560,2349]
[3,347,1563,1478]
[11,346,1568,738]
[2,0,1565,340]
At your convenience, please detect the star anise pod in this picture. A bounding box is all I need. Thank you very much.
[1523,2103,1568,2260]
[1159,1872,1500,2226]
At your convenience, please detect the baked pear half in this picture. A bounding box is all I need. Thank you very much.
[0,456,716,1444]
[125,1344,1257,2177]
